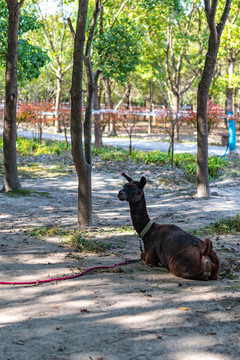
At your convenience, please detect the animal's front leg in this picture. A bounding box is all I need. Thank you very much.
[141,248,159,266]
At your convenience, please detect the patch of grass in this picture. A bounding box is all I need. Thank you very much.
[5,189,52,198]
[223,273,239,280]
[15,137,70,156]
[5,189,32,197]
[205,214,240,234]
[18,162,74,178]
[27,226,67,237]
[223,284,240,291]
[130,150,227,180]
[175,153,228,179]
[26,226,113,253]
[92,145,129,161]
[131,150,169,165]
[68,231,112,253]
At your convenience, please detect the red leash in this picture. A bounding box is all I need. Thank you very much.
[0,261,128,286]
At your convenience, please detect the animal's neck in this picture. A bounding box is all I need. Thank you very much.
[129,194,150,235]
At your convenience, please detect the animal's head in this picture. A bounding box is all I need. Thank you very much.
[118,173,146,203]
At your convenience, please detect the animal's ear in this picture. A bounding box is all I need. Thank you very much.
[139,176,146,189]
[121,173,133,182]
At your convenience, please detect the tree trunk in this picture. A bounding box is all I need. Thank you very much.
[71,0,92,226]
[93,71,102,148]
[125,83,132,110]
[2,0,24,192]
[84,57,94,164]
[226,87,234,114]
[104,77,117,136]
[55,70,62,133]
[226,58,235,114]
[196,0,232,198]
[148,79,154,134]
[197,36,219,197]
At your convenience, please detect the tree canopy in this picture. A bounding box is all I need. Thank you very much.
[0,0,49,82]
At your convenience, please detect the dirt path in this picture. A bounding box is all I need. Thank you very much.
[0,164,240,360]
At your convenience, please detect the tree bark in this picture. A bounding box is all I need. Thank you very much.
[71,0,92,226]
[196,0,232,197]
[93,70,102,148]
[84,0,100,163]
[2,0,24,192]
[125,83,132,110]
[148,79,154,134]
[55,71,62,132]
[104,77,117,136]
[226,58,235,114]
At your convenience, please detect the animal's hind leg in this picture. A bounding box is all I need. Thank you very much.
[168,249,202,279]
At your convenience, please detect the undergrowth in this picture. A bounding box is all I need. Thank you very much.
[15,137,71,156]
[0,137,231,180]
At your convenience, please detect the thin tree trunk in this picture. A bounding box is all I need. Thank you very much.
[71,0,92,226]
[55,71,62,133]
[84,57,94,164]
[84,0,100,163]
[226,87,234,114]
[226,59,235,114]
[104,77,117,136]
[148,79,154,134]
[3,0,24,192]
[93,70,102,148]
[125,83,132,110]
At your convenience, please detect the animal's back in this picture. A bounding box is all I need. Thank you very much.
[147,223,205,267]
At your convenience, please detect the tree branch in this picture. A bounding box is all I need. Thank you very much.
[62,62,73,76]
[85,0,100,57]
[67,17,75,39]
[18,0,25,8]
[217,0,232,36]
[110,0,130,30]
[180,68,200,95]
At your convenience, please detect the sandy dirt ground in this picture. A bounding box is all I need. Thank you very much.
[0,158,240,360]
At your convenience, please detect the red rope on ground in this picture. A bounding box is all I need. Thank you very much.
[0,262,126,286]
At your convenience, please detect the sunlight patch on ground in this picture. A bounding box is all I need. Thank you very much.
[174,350,231,360]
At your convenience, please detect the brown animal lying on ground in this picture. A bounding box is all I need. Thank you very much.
[118,173,220,280]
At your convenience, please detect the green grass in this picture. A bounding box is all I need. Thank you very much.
[92,145,129,161]
[0,137,229,180]
[26,226,113,253]
[26,226,67,237]
[204,214,240,234]
[68,231,112,253]
[18,162,74,178]
[4,189,52,197]
[130,150,227,179]
[15,137,71,156]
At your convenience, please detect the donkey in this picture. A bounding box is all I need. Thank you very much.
[118,173,220,280]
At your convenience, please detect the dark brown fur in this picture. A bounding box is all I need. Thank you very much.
[118,173,220,280]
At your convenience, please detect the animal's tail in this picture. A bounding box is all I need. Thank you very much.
[202,238,213,257]
[201,238,213,278]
